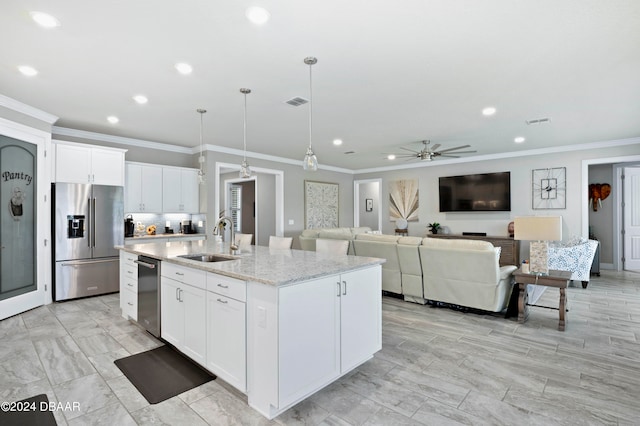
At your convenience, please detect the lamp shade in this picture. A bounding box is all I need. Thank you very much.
[514,216,562,241]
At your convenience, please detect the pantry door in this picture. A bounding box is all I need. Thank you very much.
[0,127,48,320]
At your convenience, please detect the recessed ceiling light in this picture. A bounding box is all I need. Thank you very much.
[133,95,148,104]
[514,136,525,143]
[246,6,270,25]
[387,154,396,160]
[482,107,496,116]
[18,65,38,76]
[175,63,193,75]
[333,139,343,146]
[107,116,119,124]
[30,11,60,28]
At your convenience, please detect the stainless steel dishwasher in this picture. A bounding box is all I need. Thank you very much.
[135,256,161,337]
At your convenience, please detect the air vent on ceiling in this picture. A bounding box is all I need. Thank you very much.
[344,151,356,155]
[525,117,552,125]
[285,96,308,107]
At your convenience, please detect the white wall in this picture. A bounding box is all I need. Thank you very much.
[355,143,640,261]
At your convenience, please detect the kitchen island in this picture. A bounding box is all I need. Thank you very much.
[117,240,384,419]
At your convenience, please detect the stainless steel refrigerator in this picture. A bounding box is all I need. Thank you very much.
[52,183,123,301]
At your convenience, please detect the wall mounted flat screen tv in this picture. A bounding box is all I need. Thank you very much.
[439,172,511,212]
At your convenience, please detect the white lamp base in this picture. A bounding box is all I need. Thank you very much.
[530,241,549,275]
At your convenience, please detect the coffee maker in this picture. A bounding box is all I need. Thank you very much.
[181,220,195,234]
[124,215,135,237]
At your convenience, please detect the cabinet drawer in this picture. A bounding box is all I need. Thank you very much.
[162,262,206,290]
[207,273,246,302]
[120,251,138,266]
[122,276,137,293]
[121,288,137,320]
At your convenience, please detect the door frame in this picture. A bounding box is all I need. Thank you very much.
[0,117,52,319]
[215,162,284,243]
[582,154,640,271]
[224,176,258,245]
[353,178,382,231]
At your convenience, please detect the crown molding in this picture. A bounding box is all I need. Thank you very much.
[53,126,354,174]
[354,137,640,174]
[0,94,58,124]
[52,126,193,154]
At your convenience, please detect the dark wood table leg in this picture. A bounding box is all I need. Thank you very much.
[558,287,566,331]
[518,282,529,323]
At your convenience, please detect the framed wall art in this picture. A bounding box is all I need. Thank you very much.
[366,198,373,212]
[389,179,419,221]
[304,180,339,229]
[532,167,566,209]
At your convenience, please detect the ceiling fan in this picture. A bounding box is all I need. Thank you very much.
[393,140,477,161]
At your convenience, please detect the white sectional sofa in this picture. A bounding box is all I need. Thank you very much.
[420,238,518,312]
[299,229,519,313]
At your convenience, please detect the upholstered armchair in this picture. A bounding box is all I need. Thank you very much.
[547,239,599,288]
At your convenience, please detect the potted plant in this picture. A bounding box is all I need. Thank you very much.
[428,222,441,234]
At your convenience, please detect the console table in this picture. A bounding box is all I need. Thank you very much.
[428,234,519,267]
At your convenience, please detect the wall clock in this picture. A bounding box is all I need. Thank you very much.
[532,167,566,209]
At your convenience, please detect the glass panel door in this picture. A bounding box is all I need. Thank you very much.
[0,135,36,301]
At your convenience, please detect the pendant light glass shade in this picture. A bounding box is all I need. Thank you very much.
[197,109,207,184]
[302,57,318,171]
[239,88,252,179]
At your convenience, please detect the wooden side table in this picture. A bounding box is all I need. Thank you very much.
[395,229,408,236]
[513,268,572,331]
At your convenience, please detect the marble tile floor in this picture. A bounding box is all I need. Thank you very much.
[1,270,639,425]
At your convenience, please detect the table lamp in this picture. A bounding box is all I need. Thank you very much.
[514,216,562,275]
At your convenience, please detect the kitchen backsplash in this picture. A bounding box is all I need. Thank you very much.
[125,212,206,236]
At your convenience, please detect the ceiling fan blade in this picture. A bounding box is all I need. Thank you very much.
[443,150,476,154]
[439,154,461,158]
[437,144,471,153]
[430,143,441,151]
[399,147,419,153]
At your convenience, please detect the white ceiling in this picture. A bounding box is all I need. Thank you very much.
[2,1,640,170]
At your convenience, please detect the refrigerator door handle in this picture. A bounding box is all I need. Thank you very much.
[87,197,92,248]
[92,197,97,248]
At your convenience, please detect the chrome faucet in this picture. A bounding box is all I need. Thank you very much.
[213,216,239,255]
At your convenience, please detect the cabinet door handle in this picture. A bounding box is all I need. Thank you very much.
[217,298,228,304]
[337,282,341,297]
[179,289,184,302]
[217,283,229,289]
[127,283,133,287]
[342,281,347,296]
[127,302,133,306]
[175,272,184,276]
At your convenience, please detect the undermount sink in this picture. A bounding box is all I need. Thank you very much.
[178,254,235,263]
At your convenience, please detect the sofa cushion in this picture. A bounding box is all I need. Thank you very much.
[350,227,373,235]
[300,229,320,238]
[318,229,353,239]
[355,233,400,243]
[421,237,495,251]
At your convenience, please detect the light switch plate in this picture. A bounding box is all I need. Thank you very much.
[288,219,294,225]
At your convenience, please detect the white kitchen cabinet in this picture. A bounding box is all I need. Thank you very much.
[119,251,138,320]
[55,141,125,185]
[162,167,199,212]
[248,264,382,417]
[206,273,247,392]
[160,263,207,367]
[125,163,163,212]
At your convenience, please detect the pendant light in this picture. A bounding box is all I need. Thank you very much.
[197,108,207,184]
[302,56,318,171]
[239,88,252,179]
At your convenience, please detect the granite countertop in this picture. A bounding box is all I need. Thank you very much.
[125,233,205,241]
[117,240,385,286]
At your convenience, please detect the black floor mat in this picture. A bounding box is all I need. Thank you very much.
[114,345,215,404]
[0,394,57,426]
